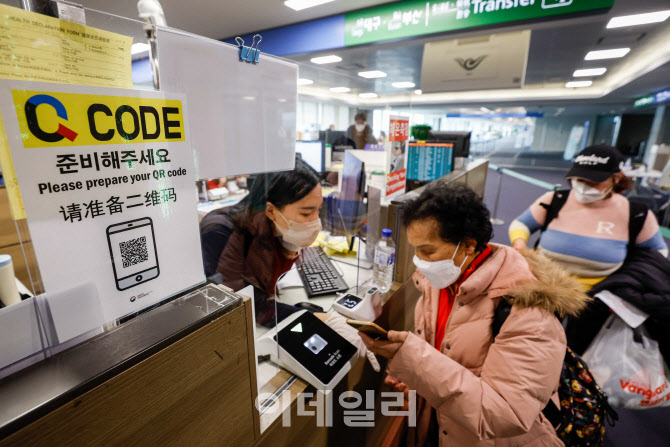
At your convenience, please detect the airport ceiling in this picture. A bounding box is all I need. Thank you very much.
[78,0,670,105]
[286,0,670,103]
[78,0,394,39]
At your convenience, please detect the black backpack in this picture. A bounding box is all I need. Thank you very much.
[492,301,618,446]
[535,189,648,253]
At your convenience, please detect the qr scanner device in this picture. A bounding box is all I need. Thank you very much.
[257,310,357,390]
[332,287,381,322]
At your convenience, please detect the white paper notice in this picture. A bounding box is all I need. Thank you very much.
[0,80,205,327]
[277,268,303,290]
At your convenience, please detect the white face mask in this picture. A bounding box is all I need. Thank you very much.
[355,123,366,132]
[413,241,468,289]
[273,208,322,251]
[571,179,611,204]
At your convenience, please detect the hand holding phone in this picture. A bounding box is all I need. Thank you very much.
[346,319,388,340]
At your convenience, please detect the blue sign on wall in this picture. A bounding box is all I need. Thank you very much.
[224,15,345,57]
[446,112,544,118]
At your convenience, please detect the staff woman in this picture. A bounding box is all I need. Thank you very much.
[214,160,323,325]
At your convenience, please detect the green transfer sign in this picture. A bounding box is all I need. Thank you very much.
[634,90,670,108]
[635,95,656,108]
[345,0,614,46]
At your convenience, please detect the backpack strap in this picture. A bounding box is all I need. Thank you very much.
[491,297,513,339]
[628,201,648,249]
[491,297,563,427]
[535,190,569,249]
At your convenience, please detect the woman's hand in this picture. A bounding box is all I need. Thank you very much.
[359,330,408,360]
[385,375,411,408]
[512,238,528,252]
[385,374,409,394]
[319,313,380,372]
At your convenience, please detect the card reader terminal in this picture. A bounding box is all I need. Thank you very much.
[332,287,381,321]
[257,310,357,390]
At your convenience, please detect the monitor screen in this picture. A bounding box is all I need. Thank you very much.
[329,151,366,241]
[322,130,346,146]
[428,131,471,157]
[341,151,365,203]
[295,141,324,172]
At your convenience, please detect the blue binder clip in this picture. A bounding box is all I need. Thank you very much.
[235,34,262,64]
[249,34,262,64]
[236,37,251,61]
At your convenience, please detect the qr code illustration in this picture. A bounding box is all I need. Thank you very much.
[119,236,149,268]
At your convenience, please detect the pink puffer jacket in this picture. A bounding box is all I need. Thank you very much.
[388,244,590,447]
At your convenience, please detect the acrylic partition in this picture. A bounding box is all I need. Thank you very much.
[270,189,380,392]
[0,0,298,379]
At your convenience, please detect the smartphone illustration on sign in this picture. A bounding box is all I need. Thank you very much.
[542,0,573,9]
[107,217,160,291]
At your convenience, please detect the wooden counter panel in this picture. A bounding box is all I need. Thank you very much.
[256,391,328,447]
[0,305,256,447]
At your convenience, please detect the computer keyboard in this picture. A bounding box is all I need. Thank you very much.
[298,246,349,297]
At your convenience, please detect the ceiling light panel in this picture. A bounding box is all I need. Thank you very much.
[573,68,607,77]
[297,78,314,85]
[607,10,670,28]
[359,93,378,98]
[585,48,630,60]
[358,70,387,78]
[392,82,416,88]
[330,87,351,93]
[358,70,387,79]
[284,0,335,11]
[310,55,342,64]
[566,81,593,88]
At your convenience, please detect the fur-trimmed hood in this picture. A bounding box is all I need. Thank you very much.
[507,249,591,318]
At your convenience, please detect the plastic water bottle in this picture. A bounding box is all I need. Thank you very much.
[373,229,395,293]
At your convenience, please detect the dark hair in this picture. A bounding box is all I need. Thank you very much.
[231,157,319,233]
[613,175,633,193]
[355,112,367,122]
[401,183,493,252]
[267,161,320,209]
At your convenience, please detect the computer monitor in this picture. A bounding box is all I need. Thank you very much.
[320,130,346,147]
[326,151,366,240]
[428,131,471,157]
[341,151,366,202]
[295,141,324,173]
